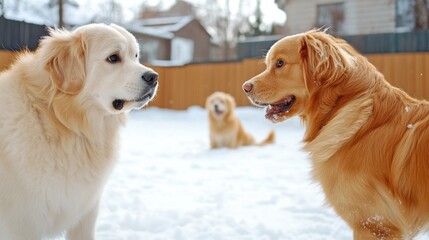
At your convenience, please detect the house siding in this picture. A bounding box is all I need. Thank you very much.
[174,20,211,62]
[132,33,171,63]
[345,0,396,34]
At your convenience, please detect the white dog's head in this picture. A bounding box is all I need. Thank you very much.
[38,23,158,115]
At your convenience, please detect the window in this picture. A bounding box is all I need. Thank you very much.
[396,0,415,30]
[396,0,429,30]
[317,3,345,35]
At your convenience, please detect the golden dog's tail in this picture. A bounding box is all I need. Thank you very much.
[258,129,275,146]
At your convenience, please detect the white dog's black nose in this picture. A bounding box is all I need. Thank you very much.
[142,71,159,86]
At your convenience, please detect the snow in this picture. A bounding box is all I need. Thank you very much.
[89,106,428,239]
[95,106,352,240]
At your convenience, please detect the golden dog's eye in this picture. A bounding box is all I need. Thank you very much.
[106,54,120,63]
[276,60,284,68]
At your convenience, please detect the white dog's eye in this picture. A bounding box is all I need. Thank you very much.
[276,60,284,68]
[106,54,121,63]
[135,53,138,58]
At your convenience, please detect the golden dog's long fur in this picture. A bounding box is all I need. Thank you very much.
[206,91,275,149]
[243,30,429,239]
[0,24,158,239]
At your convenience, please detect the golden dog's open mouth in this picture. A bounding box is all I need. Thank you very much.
[265,96,296,120]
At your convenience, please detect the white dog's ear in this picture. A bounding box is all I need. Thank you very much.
[40,28,86,95]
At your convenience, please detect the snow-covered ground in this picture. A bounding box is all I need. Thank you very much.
[95,106,427,240]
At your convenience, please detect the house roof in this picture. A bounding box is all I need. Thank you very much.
[127,16,209,40]
[126,24,174,39]
[136,16,194,33]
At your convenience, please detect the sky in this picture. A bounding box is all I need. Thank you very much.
[3,0,286,27]
[78,0,287,26]
[105,0,286,24]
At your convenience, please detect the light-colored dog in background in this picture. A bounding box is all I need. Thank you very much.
[206,91,275,149]
[0,23,158,239]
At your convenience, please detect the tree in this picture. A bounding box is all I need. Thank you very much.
[194,0,249,60]
[94,0,124,24]
[136,0,282,60]
[2,0,79,27]
[241,0,275,37]
[48,0,78,27]
[414,0,429,30]
[139,0,196,19]
[397,0,429,30]
[0,0,4,17]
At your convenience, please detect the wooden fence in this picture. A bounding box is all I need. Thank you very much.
[0,50,18,71]
[150,59,267,109]
[367,53,429,100]
[151,53,429,109]
[1,51,429,109]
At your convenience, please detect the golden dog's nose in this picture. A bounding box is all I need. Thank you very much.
[243,82,253,93]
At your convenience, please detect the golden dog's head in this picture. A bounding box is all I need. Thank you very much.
[38,23,158,114]
[243,30,358,123]
[206,91,236,121]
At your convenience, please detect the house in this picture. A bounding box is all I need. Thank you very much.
[276,0,403,35]
[238,0,429,58]
[126,16,212,65]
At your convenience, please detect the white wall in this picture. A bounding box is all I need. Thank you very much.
[171,37,194,64]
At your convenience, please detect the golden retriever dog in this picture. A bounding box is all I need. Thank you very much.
[0,23,158,239]
[243,30,429,239]
[206,91,274,149]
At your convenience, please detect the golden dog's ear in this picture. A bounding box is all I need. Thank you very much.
[40,28,86,95]
[299,30,355,92]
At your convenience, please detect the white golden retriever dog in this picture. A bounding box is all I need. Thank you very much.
[0,23,158,239]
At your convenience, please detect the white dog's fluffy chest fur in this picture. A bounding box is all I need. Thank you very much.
[0,75,120,238]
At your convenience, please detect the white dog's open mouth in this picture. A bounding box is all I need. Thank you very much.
[112,89,157,111]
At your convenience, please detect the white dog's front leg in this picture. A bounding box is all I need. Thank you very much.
[66,202,100,240]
